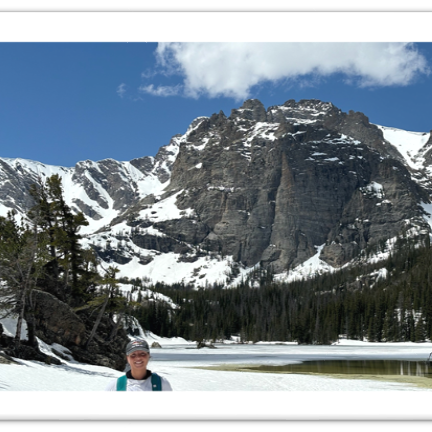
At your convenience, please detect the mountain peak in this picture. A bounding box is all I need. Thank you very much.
[230,98,267,122]
[1,98,431,288]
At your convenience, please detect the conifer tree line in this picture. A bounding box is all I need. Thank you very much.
[0,175,126,356]
[131,236,432,345]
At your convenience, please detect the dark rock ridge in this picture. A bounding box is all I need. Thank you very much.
[106,98,431,273]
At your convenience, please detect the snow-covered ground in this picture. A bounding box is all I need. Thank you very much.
[2,337,432,421]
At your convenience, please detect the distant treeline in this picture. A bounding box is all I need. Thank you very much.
[130,236,432,345]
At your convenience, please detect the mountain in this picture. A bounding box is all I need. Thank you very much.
[1,98,432,288]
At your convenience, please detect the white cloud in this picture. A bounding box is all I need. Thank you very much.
[138,84,182,97]
[141,69,158,79]
[153,42,429,99]
[116,83,127,98]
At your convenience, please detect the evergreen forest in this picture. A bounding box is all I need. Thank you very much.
[129,236,432,345]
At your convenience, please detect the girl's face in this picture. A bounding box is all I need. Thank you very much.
[127,350,150,374]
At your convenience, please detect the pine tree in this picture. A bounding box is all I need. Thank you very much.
[415,315,427,342]
[84,266,121,349]
[0,211,48,351]
[29,174,92,305]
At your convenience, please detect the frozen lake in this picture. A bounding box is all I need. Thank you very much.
[147,340,432,391]
[151,341,432,364]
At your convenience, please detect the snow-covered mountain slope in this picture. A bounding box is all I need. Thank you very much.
[0,136,179,234]
[376,125,431,170]
[1,98,432,289]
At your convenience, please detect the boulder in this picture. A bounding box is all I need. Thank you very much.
[26,290,129,371]
[30,289,86,346]
[71,311,129,371]
[197,341,217,349]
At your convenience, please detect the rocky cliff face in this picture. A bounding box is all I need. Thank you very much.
[1,98,431,285]
[98,99,431,277]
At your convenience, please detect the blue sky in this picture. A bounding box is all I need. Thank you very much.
[0,42,432,167]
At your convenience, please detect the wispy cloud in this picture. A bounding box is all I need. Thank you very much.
[138,84,182,97]
[141,69,158,79]
[116,83,127,98]
[150,42,429,100]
